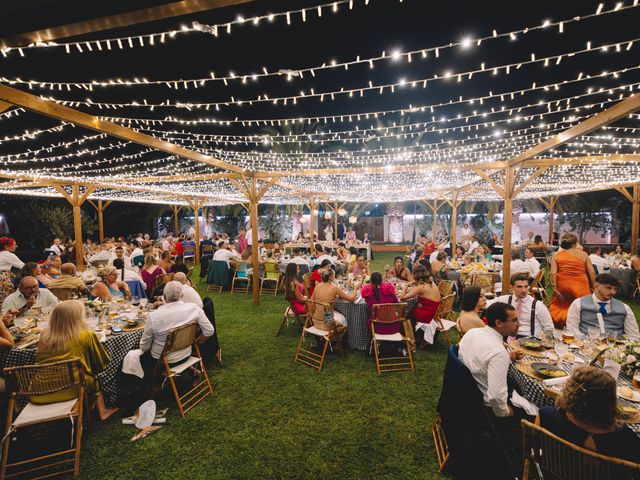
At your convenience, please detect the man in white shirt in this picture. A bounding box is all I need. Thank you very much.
[290,249,310,266]
[90,245,111,263]
[161,235,173,252]
[1,276,59,316]
[522,248,541,278]
[468,236,480,254]
[492,273,554,338]
[245,227,253,246]
[187,224,196,240]
[460,223,472,240]
[458,302,523,418]
[316,246,337,266]
[588,246,608,274]
[48,238,65,256]
[173,272,203,308]
[109,246,132,269]
[566,273,640,341]
[213,242,240,265]
[429,244,446,264]
[139,281,213,365]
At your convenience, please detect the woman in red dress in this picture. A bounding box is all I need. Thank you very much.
[400,265,441,324]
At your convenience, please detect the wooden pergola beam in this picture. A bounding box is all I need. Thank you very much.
[0,84,248,175]
[0,0,254,49]
[0,101,11,114]
[508,93,640,167]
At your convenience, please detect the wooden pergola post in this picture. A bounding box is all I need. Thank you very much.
[422,199,446,243]
[171,204,182,236]
[445,193,463,251]
[87,199,112,243]
[305,196,319,254]
[324,201,346,241]
[501,168,515,293]
[614,185,640,253]
[51,184,95,267]
[230,176,279,305]
[540,196,559,245]
[186,198,205,265]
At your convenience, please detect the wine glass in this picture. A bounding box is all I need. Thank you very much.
[139,298,148,309]
[555,341,569,360]
[587,326,601,343]
[131,295,140,306]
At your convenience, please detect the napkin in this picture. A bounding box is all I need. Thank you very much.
[542,376,569,387]
[122,348,145,378]
[510,390,539,416]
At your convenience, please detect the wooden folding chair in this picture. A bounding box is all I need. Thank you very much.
[276,302,306,337]
[261,262,280,296]
[521,419,640,480]
[1,359,87,480]
[469,272,497,299]
[432,415,450,472]
[419,294,457,348]
[437,280,455,297]
[153,272,175,292]
[156,322,214,417]
[183,244,196,263]
[529,269,549,304]
[370,303,414,374]
[48,287,79,301]
[231,262,250,295]
[294,300,345,372]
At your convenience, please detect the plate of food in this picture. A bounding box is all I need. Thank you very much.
[531,362,568,379]
[617,386,640,403]
[519,337,544,350]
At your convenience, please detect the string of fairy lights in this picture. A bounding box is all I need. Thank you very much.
[0,1,640,203]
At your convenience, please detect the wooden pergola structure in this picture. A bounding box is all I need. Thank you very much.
[2,2,640,304]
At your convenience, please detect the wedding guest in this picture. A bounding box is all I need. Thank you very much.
[141,256,167,297]
[400,265,441,325]
[531,235,547,254]
[0,237,24,274]
[493,273,554,338]
[487,233,501,250]
[309,259,332,296]
[14,262,49,288]
[386,256,412,282]
[351,254,370,277]
[361,271,400,334]
[91,266,131,301]
[309,267,357,330]
[537,366,640,463]
[460,223,472,240]
[109,245,132,270]
[468,236,480,254]
[566,273,640,341]
[158,250,174,273]
[431,252,449,282]
[113,258,147,290]
[456,286,486,335]
[173,272,202,308]
[34,300,118,420]
[48,263,89,296]
[237,228,248,254]
[345,227,356,242]
[1,276,59,316]
[46,255,62,278]
[588,246,608,274]
[283,263,307,317]
[48,238,65,256]
[549,233,596,328]
[522,247,541,277]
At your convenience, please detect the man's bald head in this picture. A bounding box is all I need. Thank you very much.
[60,263,76,275]
[173,272,187,284]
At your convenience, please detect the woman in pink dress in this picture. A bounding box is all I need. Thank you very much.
[237,228,248,255]
[283,263,307,316]
[400,265,441,325]
[140,255,166,297]
[361,272,400,334]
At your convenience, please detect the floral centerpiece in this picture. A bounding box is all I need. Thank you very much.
[84,298,104,317]
[606,341,640,376]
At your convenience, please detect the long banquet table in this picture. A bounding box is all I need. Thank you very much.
[508,352,640,437]
[0,329,143,407]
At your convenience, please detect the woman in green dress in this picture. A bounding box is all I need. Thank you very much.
[35,300,118,420]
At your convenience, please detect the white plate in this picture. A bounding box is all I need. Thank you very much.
[617,387,640,403]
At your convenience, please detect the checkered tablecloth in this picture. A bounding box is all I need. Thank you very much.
[0,329,143,407]
[334,298,418,351]
[509,355,640,436]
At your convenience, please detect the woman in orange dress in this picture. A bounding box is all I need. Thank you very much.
[549,233,596,328]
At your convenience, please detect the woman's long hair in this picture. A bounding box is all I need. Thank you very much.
[370,271,383,302]
[412,265,433,284]
[40,300,89,355]
[112,258,125,281]
[282,262,298,302]
[143,254,157,269]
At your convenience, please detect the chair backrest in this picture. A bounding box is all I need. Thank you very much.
[305,298,334,325]
[469,272,495,290]
[434,294,456,320]
[183,244,196,255]
[264,261,279,276]
[438,280,455,297]
[530,269,545,290]
[521,419,640,480]
[48,287,79,301]
[302,272,311,290]
[202,244,214,254]
[4,359,84,398]
[132,255,145,268]
[372,303,407,323]
[161,322,198,356]
[154,272,174,289]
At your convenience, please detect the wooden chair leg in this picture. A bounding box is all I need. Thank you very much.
[74,395,84,478]
[372,337,381,374]
[317,337,330,372]
[0,399,14,480]
[167,372,185,417]
[276,313,288,336]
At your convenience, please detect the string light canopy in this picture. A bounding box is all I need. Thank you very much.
[0,0,640,208]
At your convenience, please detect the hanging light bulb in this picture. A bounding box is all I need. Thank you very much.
[338,208,347,216]
[349,216,357,224]
[324,211,332,220]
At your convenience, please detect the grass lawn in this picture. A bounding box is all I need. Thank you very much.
[78,251,640,479]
